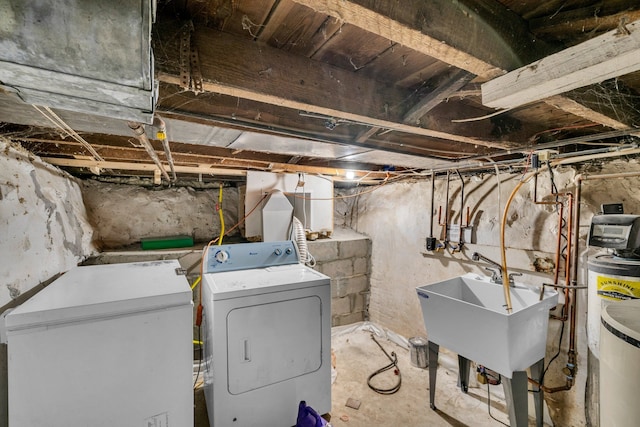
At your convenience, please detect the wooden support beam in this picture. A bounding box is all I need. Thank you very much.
[482,19,640,109]
[289,0,543,78]
[530,3,640,44]
[354,126,380,144]
[155,24,511,149]
[403,70,476,124]
[43,158,248,177]
[42,156,392,180]
[355,70,475,143]
[544,95,628,130]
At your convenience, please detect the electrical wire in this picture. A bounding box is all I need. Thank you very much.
[367,334,401,395]
[290,173,395,202]
[541,318,566,385]
[193,326,202,389]
[32,105,105,161]
[486,382,510,427]
[217,184,225,246]
[451,107,514,123]
[195,192,271,328]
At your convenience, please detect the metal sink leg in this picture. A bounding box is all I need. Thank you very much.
[457,355,471,393]
[503,370,529,427]
[428,341,439,410]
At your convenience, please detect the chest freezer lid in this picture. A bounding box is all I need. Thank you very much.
[203,264,329,300]
[6,260,192,331]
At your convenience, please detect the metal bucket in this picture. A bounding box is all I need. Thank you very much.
[409,336,428,368]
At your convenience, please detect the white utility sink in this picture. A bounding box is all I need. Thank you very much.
[416,273,558,377]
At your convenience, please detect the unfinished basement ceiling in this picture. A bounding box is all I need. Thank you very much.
[1,0,640,183]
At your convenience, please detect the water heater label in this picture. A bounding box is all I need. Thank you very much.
[596,275,640,301]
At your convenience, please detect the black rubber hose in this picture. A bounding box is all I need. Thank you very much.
[367,334,402,395]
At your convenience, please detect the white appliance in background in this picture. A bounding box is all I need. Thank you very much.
[5,260,193,427]
[261,190,294,241]
[244,171,334,240]
[201,241,331,427]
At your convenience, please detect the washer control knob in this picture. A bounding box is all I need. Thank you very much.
[285,247,293,255]
[274,248,282,256]
[215,250,229,263]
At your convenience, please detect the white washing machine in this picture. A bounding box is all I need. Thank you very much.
[201,241,331,427]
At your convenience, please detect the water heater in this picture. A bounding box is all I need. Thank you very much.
[586,214,640,426]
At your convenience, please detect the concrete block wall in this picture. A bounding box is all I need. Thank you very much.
[308,229,372,326]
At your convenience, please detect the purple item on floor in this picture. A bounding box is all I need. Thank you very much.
[296,401,328,427]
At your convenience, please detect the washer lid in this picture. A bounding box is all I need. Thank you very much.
[601,299,640,347]
[203,264,329,300]
[6,260,192,331]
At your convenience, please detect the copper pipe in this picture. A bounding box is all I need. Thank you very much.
[569,177,585,360]
[526,169,640,393]
[554,202,564,285]
[455,169,464,247]
[531,173,575,321]
[444,170,450,240]
[532,173,565,289]
[562,193,574,322]
[528,377,572,394]
[534,192,573,322]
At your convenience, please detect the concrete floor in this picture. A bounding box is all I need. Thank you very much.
[194,322,552,426]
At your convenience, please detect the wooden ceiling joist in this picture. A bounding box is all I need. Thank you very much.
[529,3,640,43]
[543,95,629,130]
[354,70,475,143]
[42,156,392,181]
[289,0,538,78]
[155,24,511,149]
[482,19,640,109]
[43,157,248,177]
[402,70,476,124]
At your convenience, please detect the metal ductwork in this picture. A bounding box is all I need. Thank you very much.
[0,0,157,123]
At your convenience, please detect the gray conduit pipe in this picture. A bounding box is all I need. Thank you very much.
[153,117,177,182]
[127,121,171,184]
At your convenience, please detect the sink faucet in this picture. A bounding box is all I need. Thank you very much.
[472,252,521,286]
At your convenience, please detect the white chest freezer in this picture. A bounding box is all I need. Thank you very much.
[201,241,331,427]
[5,260,193,427]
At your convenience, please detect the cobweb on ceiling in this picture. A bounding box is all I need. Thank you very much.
[571,77,640,129]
